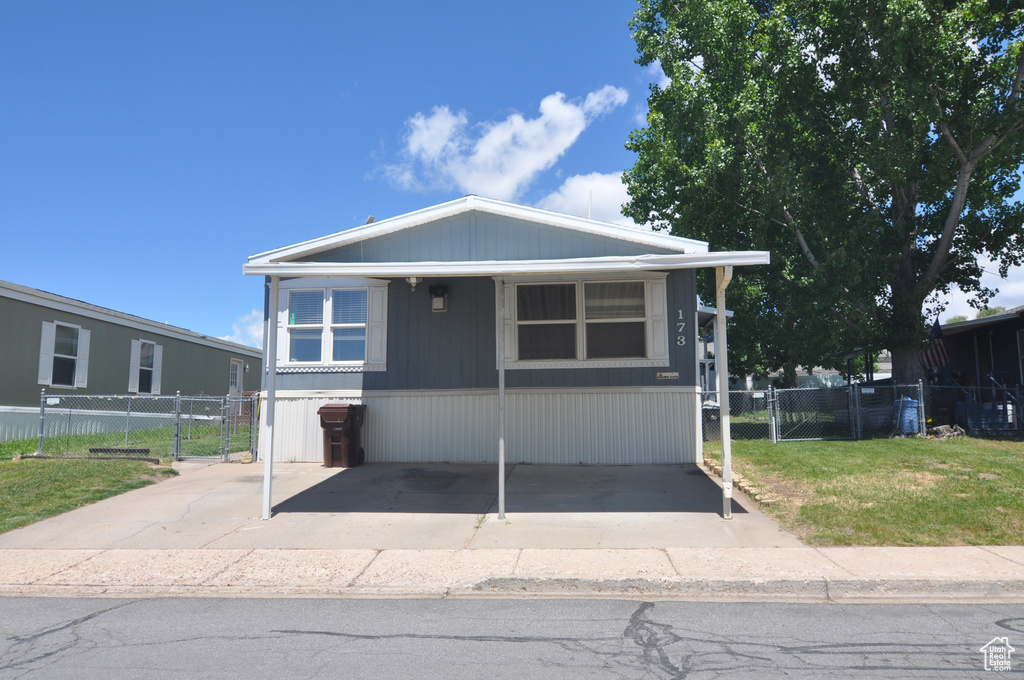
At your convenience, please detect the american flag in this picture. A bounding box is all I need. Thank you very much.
[922,319,949,369]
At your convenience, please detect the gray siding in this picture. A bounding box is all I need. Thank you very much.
[279,270,698,392]
[300,212,679,264]
[0,296,261,407]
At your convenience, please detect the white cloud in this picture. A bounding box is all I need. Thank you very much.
[387,86,629,201]
[536,171,649,229]
[221,309,264,349]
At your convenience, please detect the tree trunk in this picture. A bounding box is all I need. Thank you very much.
[890,345,926,387]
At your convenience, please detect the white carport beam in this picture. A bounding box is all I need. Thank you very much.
[715,266,734,520]
[262,276,280,520]
[243,251,771,278]
[497,278,506,520]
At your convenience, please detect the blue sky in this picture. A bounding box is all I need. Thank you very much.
[1,1,1020,348]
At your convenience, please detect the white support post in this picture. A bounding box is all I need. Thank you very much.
[261,276,280,521]
[497,278,506,520]
[716,266,734,520]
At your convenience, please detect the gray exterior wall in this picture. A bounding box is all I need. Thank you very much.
[0,294,262,408]
[299,212,679,264]
[274,270,698,392]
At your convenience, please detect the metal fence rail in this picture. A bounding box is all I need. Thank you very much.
[703,382,927,442]
[37,391,258,460]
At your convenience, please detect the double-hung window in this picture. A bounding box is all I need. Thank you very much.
[38,321,90,388]
[279,278,388,371]
[129,340,163,394]
[499,274,669,369]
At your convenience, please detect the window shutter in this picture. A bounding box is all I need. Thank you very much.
[496,281,515,364]
[75,329,91,388]
[646,278,670,363]
[366,284,389,367]
[128,339,141,393]
[151,344,163,394]
[38,321,55,385]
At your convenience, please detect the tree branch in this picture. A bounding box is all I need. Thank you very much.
[850,167,881,215]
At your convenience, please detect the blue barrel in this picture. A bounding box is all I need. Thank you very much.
[894,397,919,434]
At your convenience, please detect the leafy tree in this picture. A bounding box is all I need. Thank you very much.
[946,314,969,323]
[977,305,1008,317]
[624,0,1024,385]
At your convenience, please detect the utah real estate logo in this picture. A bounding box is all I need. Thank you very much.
[980,637,1014,672]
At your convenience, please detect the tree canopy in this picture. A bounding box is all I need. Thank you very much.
[624,0,1024,385]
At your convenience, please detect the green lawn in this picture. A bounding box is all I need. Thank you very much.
[11,425,254,459]
[0,454,178,534]
[704,436,1024,546]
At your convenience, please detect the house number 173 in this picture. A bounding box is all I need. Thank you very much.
[676,310,686,346]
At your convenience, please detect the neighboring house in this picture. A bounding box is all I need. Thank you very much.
[930,306,1024,434]
[935,306,1024,390]
[245,196,767,487]
[0,279,263,442]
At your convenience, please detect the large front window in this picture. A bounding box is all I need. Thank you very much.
[288,289,368,363]
[279,277,388,371]
[503,275,670,369]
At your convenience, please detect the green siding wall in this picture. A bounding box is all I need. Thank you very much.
[0,296,261,407]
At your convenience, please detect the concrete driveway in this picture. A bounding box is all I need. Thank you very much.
[0,461,802,551]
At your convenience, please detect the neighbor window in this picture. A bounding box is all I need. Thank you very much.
[38,321,90,388]
[500,275,670,369]
[278,278,388,371]
[129,339,163,394]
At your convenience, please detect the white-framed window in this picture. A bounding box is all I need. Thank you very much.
[496,273,670,370]
[38,321,90,388]
[277,277,388,371]
[129,340,163,394]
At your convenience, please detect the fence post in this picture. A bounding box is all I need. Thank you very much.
[768,386,777,443]
[174,392,181,461]
[918,380,927,436]
[221,396,229,461]
[123,397,132,446]
[853,384,862,440]
[37,389,46,455]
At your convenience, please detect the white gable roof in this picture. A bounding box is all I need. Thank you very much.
[247,195,709,265]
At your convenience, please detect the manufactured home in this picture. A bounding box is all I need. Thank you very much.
[246,197,769,517]
[0,279,262,441]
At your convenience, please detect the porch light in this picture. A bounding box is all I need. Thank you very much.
[406,277,423,291]
[429,285,449,312]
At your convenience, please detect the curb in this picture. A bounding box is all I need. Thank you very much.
[3,579,1023,603]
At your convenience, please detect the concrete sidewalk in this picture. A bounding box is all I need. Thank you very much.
[1,461,1022,602]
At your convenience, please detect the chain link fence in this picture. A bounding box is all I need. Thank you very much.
[36,391,259,461]
[703,382,927,442]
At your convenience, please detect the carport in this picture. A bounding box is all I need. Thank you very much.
[248,258,764,522]
[244,197,769,523]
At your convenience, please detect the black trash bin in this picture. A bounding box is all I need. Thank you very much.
[317,403,366,468]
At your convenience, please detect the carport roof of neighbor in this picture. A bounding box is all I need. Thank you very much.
[245,195,770,522]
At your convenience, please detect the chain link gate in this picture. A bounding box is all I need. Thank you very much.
[770,385,857,442]
[769,382,925,442]
[37,391,259,461]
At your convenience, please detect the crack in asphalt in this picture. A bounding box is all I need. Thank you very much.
[1,600,136,674]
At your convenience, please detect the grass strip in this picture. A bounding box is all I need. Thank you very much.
[704,436,1024,546]
[0,457,178,534]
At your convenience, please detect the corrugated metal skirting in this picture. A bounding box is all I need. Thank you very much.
[262,388,699,465]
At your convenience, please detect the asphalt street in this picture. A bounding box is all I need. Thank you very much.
[1,598,1020,679]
